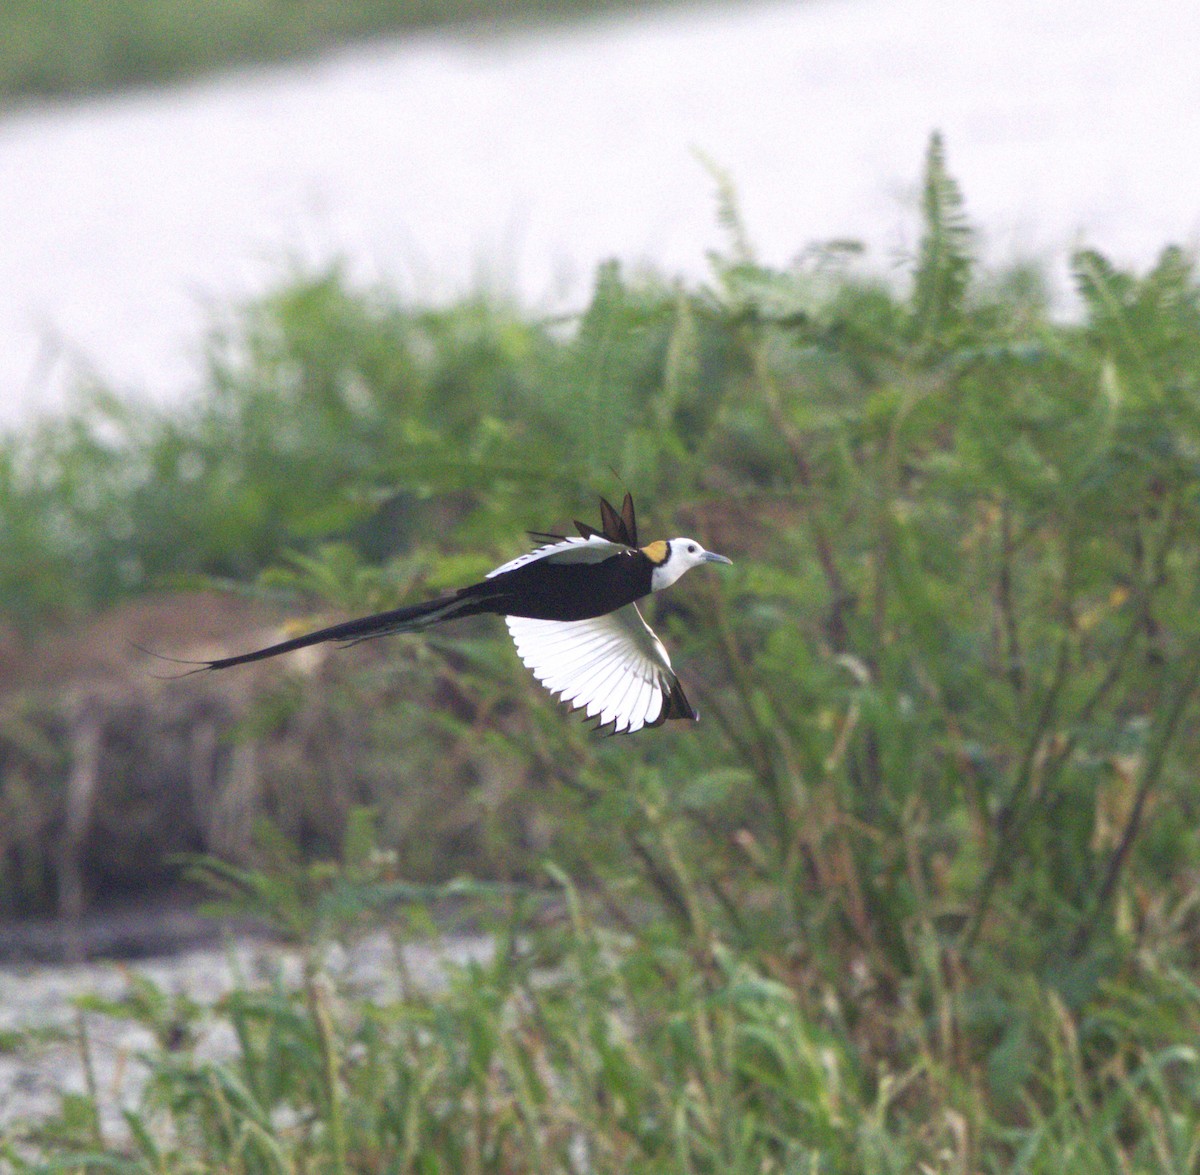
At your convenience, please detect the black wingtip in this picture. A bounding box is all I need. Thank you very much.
[647,675,699,726]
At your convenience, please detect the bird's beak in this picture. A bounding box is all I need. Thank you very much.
[702,550,733,566]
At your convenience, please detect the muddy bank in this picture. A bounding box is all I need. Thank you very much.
[0,895,241,965]
[0,592,550,952]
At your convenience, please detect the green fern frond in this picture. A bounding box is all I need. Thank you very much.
[1072,248,1129,321]
[695,149,755,267]
[911,131,974,343]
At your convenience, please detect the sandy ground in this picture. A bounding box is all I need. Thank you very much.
[1,0,1198,425]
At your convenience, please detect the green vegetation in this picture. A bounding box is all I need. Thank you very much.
[0,0,731,105]
[7,134,1200,1168]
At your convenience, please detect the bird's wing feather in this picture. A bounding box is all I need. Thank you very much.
[506,602,697,733]
[619,492,638,547]
[486,534,624,579]
[587,493,638,547]
[599,497,626,545]
[575,492,638,545]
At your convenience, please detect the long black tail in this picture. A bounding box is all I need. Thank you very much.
[184,587,497,672]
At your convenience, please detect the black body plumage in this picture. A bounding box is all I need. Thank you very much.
[479,546,655,621]
[170,494,730,733]
[201,499,655,669]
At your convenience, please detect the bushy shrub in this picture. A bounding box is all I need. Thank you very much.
[7,136,1200,1168]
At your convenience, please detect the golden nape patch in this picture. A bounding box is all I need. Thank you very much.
[641,540,669,565]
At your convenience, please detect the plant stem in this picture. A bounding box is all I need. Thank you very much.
[1071,646,1200,956]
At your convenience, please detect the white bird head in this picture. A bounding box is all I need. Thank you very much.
[647,538,733,592]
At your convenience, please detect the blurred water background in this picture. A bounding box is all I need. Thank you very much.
[2,0,1197,427]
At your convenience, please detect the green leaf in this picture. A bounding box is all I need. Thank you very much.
[911,131,974,345]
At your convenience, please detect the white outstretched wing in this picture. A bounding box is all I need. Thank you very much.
[487,534,624,579]
[506,603,696,734]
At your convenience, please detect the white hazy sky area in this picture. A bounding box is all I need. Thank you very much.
[0,0,1198,427]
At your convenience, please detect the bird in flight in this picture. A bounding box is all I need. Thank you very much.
[176,494,731,734]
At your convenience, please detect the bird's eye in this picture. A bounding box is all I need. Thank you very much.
[687,544,697,554]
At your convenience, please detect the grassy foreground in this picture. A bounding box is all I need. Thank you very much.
[5,136,1200,1168]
